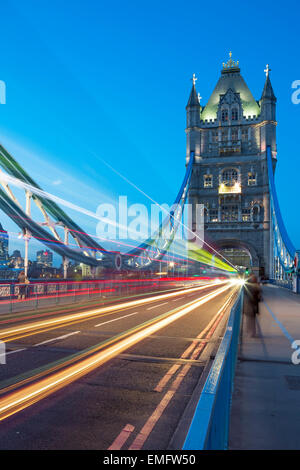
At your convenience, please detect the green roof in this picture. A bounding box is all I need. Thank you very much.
[201,69,260,121]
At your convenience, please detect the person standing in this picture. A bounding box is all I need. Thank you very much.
[17,270,29,300]
[243,274,261,337]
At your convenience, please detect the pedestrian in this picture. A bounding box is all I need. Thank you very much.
[17,270,29,300]
[243,274,261,337]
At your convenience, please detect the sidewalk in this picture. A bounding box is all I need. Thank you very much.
[229,284,300,450]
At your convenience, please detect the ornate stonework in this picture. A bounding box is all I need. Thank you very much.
[186,56,277,277]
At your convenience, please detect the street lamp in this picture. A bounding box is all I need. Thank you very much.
[18,229,32,277]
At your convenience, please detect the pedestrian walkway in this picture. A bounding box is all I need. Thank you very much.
[229,284,300,450]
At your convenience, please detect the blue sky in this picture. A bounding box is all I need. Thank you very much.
[0,0,299,265]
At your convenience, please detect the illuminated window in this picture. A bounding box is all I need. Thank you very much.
[248,172,257,186]
[210,209,218,222]
[221,109,228,122]
[204,174,213,188]
[221,204,239,222]
[232,108,238,121]
[242,208,251,221]
[221,169,239,186]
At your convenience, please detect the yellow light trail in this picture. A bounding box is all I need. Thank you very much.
[0,284,236,422]
[0,281,227,342]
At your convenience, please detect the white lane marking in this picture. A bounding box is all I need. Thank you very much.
[146,302,168,310]
[94,312,139,328]
[33,331,80,347]
[6,348,27,356]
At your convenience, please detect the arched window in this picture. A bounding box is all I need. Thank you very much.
[221,169,239,186]
[231,108,238,121]
[221,109,228,122]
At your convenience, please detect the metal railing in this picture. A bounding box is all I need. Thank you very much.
[183,288,243,450]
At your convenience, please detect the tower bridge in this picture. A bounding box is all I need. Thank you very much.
[0,53,298,290]
[186,53,297,284]
[0,55,300,452]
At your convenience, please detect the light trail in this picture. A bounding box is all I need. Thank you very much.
[0,281,226,342]
[0,159,236,269]
[0,278,209,328]
[0,283,233,422]
[92,151,238,270]
[0,170,127,232]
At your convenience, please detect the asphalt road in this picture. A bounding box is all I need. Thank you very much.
[0,281,236,450]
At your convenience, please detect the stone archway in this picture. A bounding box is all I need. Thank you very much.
[214,238,260,275]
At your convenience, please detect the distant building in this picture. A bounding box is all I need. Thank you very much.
[12,249,21,258]
[0,223,9,268]
[9,249,24,268]
[36,249,53,267]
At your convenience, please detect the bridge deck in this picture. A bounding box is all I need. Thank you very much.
[229,285,300,449]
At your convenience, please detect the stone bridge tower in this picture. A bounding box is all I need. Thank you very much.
[186,54,277,277]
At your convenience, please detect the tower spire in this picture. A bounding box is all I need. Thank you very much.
[264,64,271,77]
[222,51,240,72]
[186,73,200,107]
[261,64,276,101]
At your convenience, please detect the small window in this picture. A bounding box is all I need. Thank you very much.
[242,208,251,221]
[231,128,238,142]
[242,128,248,141]
[210,210,218,222]
[221,130,228,141]
[204,174,213,188]
[231,108,238,121]
[248,172,257,186]
[212,131,218,143]
[204,208,209,223]
[221,109,228,122]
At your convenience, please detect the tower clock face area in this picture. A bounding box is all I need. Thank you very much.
[187,53,277,278]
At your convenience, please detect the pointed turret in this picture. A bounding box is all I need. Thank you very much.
[186,73,200,128]
[261,65,276,101]
[186,82,200,107]
[260,64,277,156]
[260,64,276,121]
[186,74,201,164]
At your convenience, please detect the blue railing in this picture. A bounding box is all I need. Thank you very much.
[183,288,243,450]
[267,146,295,260]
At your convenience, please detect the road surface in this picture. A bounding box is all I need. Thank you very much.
[0,280,238,450]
